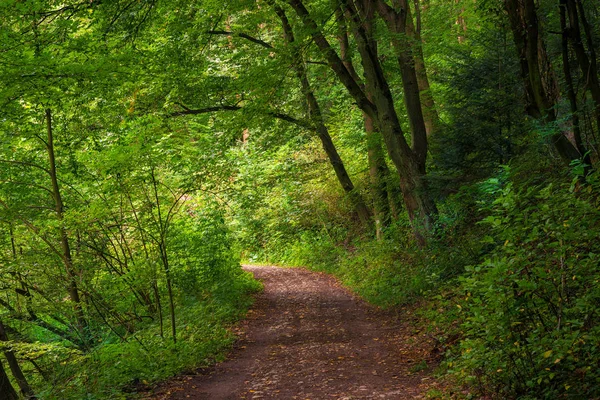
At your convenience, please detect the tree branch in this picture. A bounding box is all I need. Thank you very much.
[169,105,241,116]
[207,30,274,49]
[0,160,50,176]
[285,0,377,118]
[0,199,64,262]
[169,104,315,130]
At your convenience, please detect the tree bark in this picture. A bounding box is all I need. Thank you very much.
[336,4,391,237]
[565,0,600,148]
[343,0,438,236]
[374,0,429,166]
[276,6,372,226]
[504,0,582,163]
[0,358,18,400]
[287,0,437,241]
[560,0,589,162]
[365,114,392,239]
[409,0,441,138]
[0,318,34,398]
[45,109,88,338]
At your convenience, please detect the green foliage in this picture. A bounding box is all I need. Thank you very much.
[2,0,600,398]
[0,196,260,399]
[426,3,526,194]
[170,205,242,292]
[40,273,259,400]
[448,170,600,398]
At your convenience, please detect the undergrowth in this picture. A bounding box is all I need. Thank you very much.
[2,207,262,400]
[25,269,261,400]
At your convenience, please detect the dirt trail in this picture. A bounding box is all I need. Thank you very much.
[150,265,442,399]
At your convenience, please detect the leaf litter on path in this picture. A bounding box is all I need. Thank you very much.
[145,265,452,399]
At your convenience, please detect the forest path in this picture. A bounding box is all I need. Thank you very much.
[149,265,442,399]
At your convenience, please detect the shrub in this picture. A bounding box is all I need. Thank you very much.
[450,171,600,398]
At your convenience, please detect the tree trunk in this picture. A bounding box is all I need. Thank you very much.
[366,117,392,240]
[276,7,372,226]
[565,0,600,147]
[160,243,176,344]
[45,109,87,338]
[0,358,18,400]
[287,0,437,242]
[0,318,34,398]
[336,4,391,237]
[409,0,441,138]
[150,169,176,344]
[560,0,588,162]
[345,0,438,234]
[504,0,582,163]
[375,0,429,167]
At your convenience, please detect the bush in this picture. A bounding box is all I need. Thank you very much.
[450,170,600,398]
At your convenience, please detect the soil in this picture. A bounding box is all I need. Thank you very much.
[147,265,446,399]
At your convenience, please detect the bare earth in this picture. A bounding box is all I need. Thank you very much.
[149,265,443,399]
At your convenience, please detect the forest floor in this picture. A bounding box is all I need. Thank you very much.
[144,265,450,399]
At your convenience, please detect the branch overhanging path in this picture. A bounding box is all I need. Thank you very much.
[147,265,443,399]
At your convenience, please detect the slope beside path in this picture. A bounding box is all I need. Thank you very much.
[148,265,445,399]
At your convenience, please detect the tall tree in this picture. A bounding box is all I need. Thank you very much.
[563,0,600,151]
[335,4,392,237]
[504,0,583,162]
[408,0,441,138]
[276,5,372,225]
[0,358,18,400]
[287,0,438,240]
[45,109,87,337]
[0,318,34,398]
[559,0,588,162]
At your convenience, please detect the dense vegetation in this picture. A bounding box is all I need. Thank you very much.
[1,0,599,398]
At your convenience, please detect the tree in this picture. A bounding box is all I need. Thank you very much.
[504,0,584,162]
[0,359,18,400]
[275,5,372,225]
[0,318,34,398]
[287,0,438,240]
[335,4,394,238]
[562,0,600,158]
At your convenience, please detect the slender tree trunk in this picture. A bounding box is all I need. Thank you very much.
[366,124,392,239]
[0,358,18,400]
[288,0,437,242]
[276,6,371,226]
[365,87,392,239]
[565,0,600,145]
[123,187,159,317]
[127,183,163,336]
[160,243,176,344]
[504,0,582,163]
[45,109,87,337]
[375,0,429,166]
[153,281,164,338]
[8,224,23,314]
[409,0,441,138]
[336,7,391,238]
[150,169,176,343]
[560,0,589,161]
[0,318,34,398]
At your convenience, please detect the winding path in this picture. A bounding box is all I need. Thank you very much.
[151,265,441,399]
